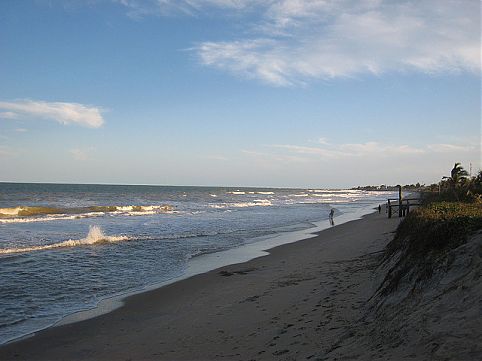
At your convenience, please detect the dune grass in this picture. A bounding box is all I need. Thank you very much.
[380,200,482,295]
[388,201,482,257]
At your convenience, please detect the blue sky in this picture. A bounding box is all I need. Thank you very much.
[0,0,480,188]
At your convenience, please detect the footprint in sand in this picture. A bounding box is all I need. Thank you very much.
[272,349,289,356]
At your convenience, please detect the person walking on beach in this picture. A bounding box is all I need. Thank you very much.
[378,204,381,213]
[329,209,335,226]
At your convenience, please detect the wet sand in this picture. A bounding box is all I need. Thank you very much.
[0,210,402,360]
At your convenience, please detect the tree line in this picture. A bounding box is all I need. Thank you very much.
[425,162,481,202]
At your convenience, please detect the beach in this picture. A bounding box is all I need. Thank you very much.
[0,208,404,360]
[0,184,395,345]
[1,1,479,359]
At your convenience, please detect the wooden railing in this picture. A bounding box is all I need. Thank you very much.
[387,198,421,218]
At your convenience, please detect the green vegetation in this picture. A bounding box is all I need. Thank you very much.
[388,201,482,258]
[356,163,482,199]
[352,183,423,191]
[393,162,482,256]
[425,162,482,202]
[380,163,482,295]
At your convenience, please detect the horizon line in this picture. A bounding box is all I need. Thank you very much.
[0,180,392,190]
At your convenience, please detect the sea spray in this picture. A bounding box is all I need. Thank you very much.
[0,225,129,255]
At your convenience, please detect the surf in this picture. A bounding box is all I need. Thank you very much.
[0,226,129,255]
[0,204,174,223]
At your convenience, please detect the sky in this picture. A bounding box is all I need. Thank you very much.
[0,0,480,188]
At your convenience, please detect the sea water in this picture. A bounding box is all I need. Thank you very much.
[0,183,395,344]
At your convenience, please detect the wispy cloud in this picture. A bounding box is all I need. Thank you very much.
[113,1,480,85]
[115,0,257,18]
[245,140,476,162]
[195,0,480,85]
[339,142,425,156]
[241,148,310,164]
[201,154,229,161]
[317,137,330,145]
[271,144,345,159]
[426,143,476,153]
[69,147,94,161]
[0,111,19,120]
[241,139,478,185]
[0,100,104,128]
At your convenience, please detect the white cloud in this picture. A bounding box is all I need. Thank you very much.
[194,0,480,85]
[339,142,425,156]
[318,137,330,145]
[201,154,229,161]
[114,0,479,85]
[0,100,104,128]
[255,140,475,162]
[271,144,345,158]
[238,141,478,186]
[240,139,478,185]
[69,147,94,161]
[241,148,309,163]
[0,111,19,120]
[114,0,257,18]
[427,143,476,153]
[198,39,294,86]
[14,128,28,132]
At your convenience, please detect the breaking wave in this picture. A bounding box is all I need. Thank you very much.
[0,227,255,256]
[307,189,362,194]
[228,191,275,195]
[0,213,105,224]
[0,206,63,217]
[0,205,174,224]
[88,205,173,215]
[209,199,272,209]
[0,226,129,255]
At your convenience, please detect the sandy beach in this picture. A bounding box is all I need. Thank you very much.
[1,1,479,359]
[0,209,402,360]
[2,204,481,361]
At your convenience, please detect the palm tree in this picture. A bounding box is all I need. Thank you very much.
[442,163,469,199]
[471,170,482,195]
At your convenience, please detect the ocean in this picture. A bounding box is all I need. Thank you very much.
[0,183,395,344]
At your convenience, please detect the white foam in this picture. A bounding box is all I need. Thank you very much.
[112,205,170,212]
[307,189,362,194]
[0,226,129,255]
[0,213,105,224]
[0,205,173,224]
[210,200,272,209]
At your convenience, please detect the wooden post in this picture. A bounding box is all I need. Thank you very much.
[397,185,403,217]
[406,200,410,214]
[388,199,392,218]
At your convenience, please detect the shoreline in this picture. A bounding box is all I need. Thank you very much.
[2,202,381,346]
[0,203,401,360]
